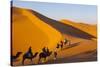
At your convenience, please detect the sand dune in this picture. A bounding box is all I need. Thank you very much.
[12,7,62,55]
[29,9,96,40]
[12,7,97,66]
[61,19,97,37]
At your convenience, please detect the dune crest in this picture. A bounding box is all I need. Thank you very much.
[29,9,96,40]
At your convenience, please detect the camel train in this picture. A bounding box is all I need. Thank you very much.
[11,38,70,65]
[56,39,71,49]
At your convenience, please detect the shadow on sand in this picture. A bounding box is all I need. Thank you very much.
[30,10,96,40]
[62,42,81,50]
[45,49,97,64]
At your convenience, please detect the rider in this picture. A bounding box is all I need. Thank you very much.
[42,47,47,54]
[56,43,60,49]
[64,39,68,45]
[60,41,63,49]
[54,51,57,60]
[27,46,33,57]
[42,47,50,54]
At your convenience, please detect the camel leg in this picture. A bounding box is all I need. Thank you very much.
[41,57,46,63]
[22,57,25,65]
[38,57,41,64]
[41,58,45,63]
[31,58,33,64]
[44,57,46,62]
[61,45,63,50]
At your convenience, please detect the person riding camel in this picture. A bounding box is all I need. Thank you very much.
[54,50,57,60]
[27,46,33,57]
[42,47,47,54]
[56,43,60,49]
[61,41,63,45]
[46,47,49,53]
[60,41,63,49]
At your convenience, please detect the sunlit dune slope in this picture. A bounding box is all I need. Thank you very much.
[58,40,97,58]
[29,10,96,40]
[60,19,97,37]
[46,39,97,64]
[12,7,62,54]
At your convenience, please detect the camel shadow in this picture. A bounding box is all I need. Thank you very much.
[12,59,20,62]
[45,49,97,64]
[16,49,97,66]
[78,49,97,58]
[62,42,81,50]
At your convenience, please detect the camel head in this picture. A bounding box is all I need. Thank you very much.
[17,52,22,56]
[32,52,38,58]
[47,51,52,56]
[35,52,38,55]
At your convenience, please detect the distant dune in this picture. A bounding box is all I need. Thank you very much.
[60,19,97,38]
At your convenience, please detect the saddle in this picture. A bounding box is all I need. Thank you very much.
[26,52,33,57]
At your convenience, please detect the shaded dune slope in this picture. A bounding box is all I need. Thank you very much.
[60,19,97,37]
[29,10,96,40]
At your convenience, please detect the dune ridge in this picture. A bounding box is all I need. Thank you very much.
[29,9,96,40]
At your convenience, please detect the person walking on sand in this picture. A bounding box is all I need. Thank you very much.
[54,50,57,60]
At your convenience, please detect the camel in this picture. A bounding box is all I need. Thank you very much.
[38,48,52,63]
[11,52,22,61]
[60,41,64,49]
[22,47,38,65]
[56,43,60,49]
[63,39,71,46]
[56,42,63,50]
[60,44,63,50]
[54,51,57,60]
